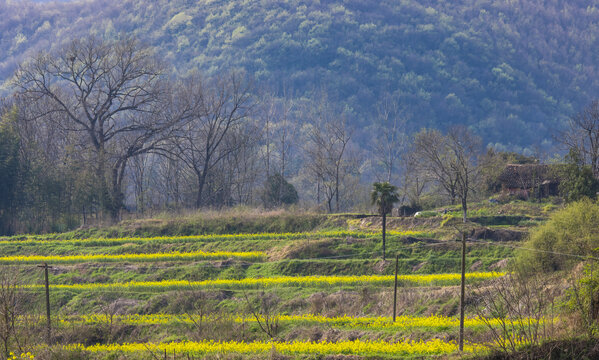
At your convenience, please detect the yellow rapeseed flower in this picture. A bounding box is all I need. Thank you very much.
[64,339,483,355]
[60,313,507,330]
[0,250,265,264]
[29,272,504,291]
[0,230,428,246]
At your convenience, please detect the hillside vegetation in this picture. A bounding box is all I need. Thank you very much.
[0,214,512,358]
[0,200,597,358]
[1,0,598,150]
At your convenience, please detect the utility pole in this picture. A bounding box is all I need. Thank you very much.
[37,263,52,344]
[458,232,466,351]
[393,254,399,322]
[590,256,596,321]
[382,211,386,260]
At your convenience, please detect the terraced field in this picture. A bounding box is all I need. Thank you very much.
[0,228,515,359]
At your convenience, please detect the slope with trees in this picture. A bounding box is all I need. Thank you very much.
[1,0,598,151]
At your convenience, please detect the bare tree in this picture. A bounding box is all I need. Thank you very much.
[399,150,428,207]
[274,99,297,179]
[14,36,180,221]
[447,126,481,222]
[558,100,599,178]
[413,126,480,220]
[0,267,28,358]
[226,122,262,205]
[128,153,157,214]
[257,92,276,179]
[373,94,407,183]
[413,128,459,205]
[471,271,557,355]
[152,155,191,210]
[304,114,353,212]
[243,290,280,340]
[258,91,298,180]
[172,73,253,208]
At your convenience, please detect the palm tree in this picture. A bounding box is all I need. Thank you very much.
[371,182,400,260]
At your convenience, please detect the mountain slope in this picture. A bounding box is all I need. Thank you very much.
[1,0,598,151]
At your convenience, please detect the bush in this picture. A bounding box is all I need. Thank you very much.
[515,198,599,272]
[261,174,298,208]
[563,263,599,337]
[558,149,599,202]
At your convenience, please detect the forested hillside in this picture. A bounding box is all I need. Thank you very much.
[1,0,598,151]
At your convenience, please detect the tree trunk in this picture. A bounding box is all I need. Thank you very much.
[459,192,467,350]
[317,180,320,204]
[196,172,207,209]
[109,179,121,223]
[335,170,340,213]
[96,149,108,218]
[108,159,128,223]
[382,212,387,261]
[458,231,466,351]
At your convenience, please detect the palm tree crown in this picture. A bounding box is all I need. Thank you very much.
[371,182,400,215]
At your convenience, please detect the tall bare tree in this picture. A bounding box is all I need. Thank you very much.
[413,128,459,204]
[447,126,481,222]
[413,126,480,221]
[558,100,599,178]
[227,122,262,205]
[0,268,26,357]
[399,150,428,207]
[172,73,253,208]
[153,155,190,210]
[14,36,179,221]
[373,94,407,183]
[258,91,298,180]
[304,107,353,213]
[258,93,277,179]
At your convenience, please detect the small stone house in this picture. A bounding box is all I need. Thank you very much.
[497,164,560,198]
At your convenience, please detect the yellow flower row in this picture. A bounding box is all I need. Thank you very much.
[0,230,428,246]
[30,272,504,291]
[8,352,34,360]
[64,339,482,355]
[62,313,503,329]
[0,250,265,264]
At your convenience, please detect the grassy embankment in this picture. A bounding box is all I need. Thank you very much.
[0,202,559,359]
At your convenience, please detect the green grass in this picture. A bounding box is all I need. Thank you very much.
[0,204,544,359]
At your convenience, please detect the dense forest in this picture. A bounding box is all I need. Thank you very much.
[1,0,599,153]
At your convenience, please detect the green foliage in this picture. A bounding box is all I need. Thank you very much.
[558,149,599,202]
[515,199,599,272]
[0,108,109,234]
[370,182,399,215]
[563,263,599,337]
[261,174,299,208]
[0,107,20,234]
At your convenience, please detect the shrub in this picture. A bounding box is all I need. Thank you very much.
[558,149,599,202]
[515,198,599,272]
[261,174,298,208]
